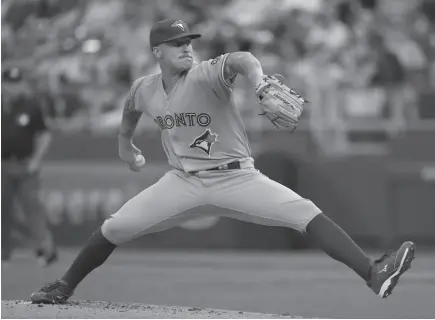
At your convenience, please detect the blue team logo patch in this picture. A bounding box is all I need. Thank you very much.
[171,20,186,31]
[189,128,218,156]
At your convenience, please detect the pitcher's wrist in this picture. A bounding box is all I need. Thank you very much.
[118,132,133,141]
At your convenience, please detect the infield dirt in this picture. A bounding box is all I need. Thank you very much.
[1,300,300,318]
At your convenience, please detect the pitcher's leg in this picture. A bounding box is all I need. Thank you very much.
[101,170,203,245]
[210,169,372,280]
[307,214,415,298]
[306,213,372,281]
[31,170,201,304]
[63,169,198,288]
[210,169,321,231]
[61,227,115,291]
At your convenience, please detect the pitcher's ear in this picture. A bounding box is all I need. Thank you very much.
[152,47,162,59]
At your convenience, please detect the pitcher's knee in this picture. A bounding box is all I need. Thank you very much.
[289,199,322,233]
[101,217,130,245]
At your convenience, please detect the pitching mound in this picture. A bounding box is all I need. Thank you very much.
[2,300,301,318]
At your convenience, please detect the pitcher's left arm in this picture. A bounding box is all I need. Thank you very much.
[223,52,264,89]
[224,51,308,130]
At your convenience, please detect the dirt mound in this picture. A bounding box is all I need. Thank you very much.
[2,300,302,318]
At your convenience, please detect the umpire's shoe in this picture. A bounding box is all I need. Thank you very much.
[30,280,74,304]
[367,241,416,298]
[35,248,59,268]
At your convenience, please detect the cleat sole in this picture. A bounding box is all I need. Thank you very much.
[379,242,416,298]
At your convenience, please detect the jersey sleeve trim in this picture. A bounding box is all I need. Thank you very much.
[219,53,233,89]
[128,77,146,112]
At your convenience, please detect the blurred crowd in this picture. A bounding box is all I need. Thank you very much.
[2,0,435,133]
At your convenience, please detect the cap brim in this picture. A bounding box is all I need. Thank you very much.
[157,33,201,46]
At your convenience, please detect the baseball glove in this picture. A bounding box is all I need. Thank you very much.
[255,74,309,131]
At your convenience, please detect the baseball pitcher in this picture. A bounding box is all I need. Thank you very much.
[31,19,415,304]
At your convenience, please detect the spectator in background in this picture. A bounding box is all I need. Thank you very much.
[370,33,405,86]
[306,9,351,59]
[44,73,89,132]
[369,33,406,119]
[358,0,377,11]
[421,0,435,24]
[1,67,58,266]
[337,1,357,29]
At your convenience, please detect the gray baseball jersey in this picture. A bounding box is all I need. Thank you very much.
[128,53,252,173]
[101,54,321,245]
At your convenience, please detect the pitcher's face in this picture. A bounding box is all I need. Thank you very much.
[155,38,194,72]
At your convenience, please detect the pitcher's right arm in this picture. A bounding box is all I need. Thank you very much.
[118,79,145,165]
[119,94,143,139]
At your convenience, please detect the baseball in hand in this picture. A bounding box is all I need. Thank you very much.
[135,154,146,167]
[130,154,145,171]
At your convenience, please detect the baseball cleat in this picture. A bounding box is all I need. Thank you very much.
[367,241,415,298]
[30,279,74,304]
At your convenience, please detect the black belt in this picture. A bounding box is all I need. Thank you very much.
[206,161,241,171]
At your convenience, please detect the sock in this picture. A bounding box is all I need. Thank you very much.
[61,227,116,289]
[306,213,373,281]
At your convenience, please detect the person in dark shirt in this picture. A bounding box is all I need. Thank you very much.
[369,33,404,87]
[368,33,406,119]
[1,67,57,266]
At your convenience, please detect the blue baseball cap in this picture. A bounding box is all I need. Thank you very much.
[149,19,201,48]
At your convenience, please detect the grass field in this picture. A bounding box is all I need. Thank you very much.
[2,248,434,318]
